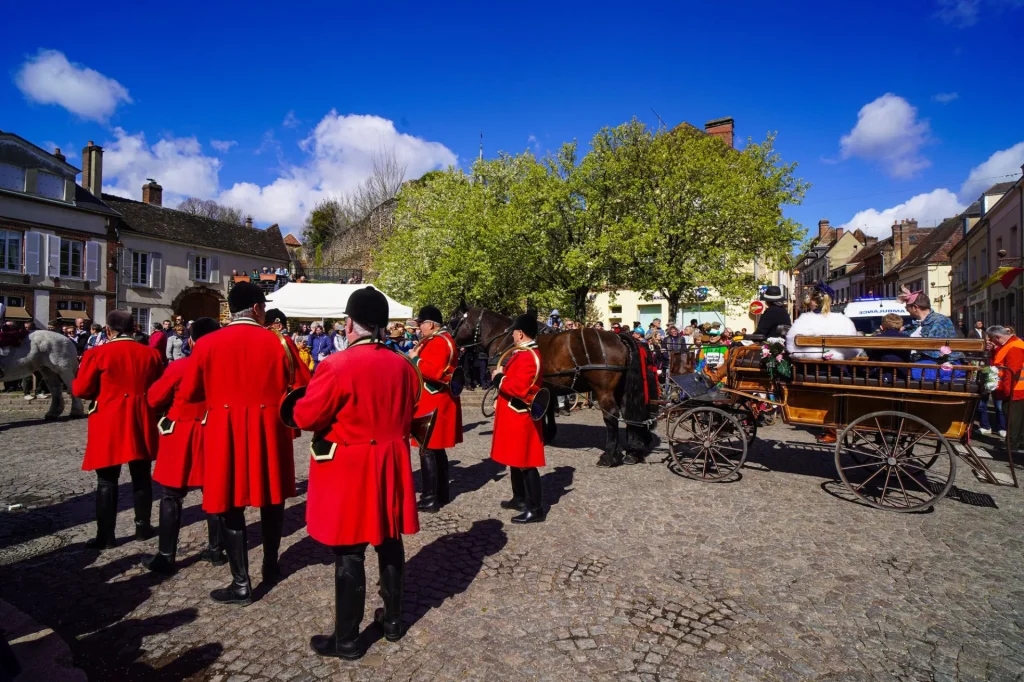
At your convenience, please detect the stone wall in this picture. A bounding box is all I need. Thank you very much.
[318,199,396,279]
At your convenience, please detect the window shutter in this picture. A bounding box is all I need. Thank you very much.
[209,256,221,284]
[122,248,133,286]
[150,253,163,290]
[25,232,41,275]
[187,252,195,281]
[46,234,61,277]
[85,241,101,282]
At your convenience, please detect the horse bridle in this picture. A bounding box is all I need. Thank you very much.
[453,309,513,361]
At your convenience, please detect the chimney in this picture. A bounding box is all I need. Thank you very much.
[53,147,66,162]
[81,141,103,197]
[142,179,163,206]
[704,117,734,148]
[835,227,844,241]
[245,216,253,229]
[818,219,831,239]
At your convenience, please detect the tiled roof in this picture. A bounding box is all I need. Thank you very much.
[74,185,119,216]
[984,181,1016,195]
[283,233,302,247]
[889,217,963,272]
[102,194,289,261]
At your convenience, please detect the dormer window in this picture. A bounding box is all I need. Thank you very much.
[0,163,26,192]
[36,171,65,200]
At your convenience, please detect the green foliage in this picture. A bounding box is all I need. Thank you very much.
[303,199,343,256]
[374,119,808,322]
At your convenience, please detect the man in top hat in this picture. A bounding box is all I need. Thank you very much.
[753,285,791,338]
[490,314,546,523]
[408,305,462,512]
[291,287,421,659]
[72,309,164,548]
[179,282,311,605]
[142,317,225,575]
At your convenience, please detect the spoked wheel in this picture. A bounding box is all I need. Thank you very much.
[736,407,758,445]
[835,411,956,512]
[668,406,749,482]
[481,385,498,418]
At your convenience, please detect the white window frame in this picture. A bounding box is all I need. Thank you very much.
[193,255,209,282]
[132,251,150,286]
[0,229,22,273]
[130,307,150,331]
[1,294,25,308]
[59,239,84,279]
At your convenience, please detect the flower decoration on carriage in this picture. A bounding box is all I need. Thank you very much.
[760,339,791,380]
[981,365,1001,393]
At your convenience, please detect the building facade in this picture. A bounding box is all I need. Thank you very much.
[0,132,119,328]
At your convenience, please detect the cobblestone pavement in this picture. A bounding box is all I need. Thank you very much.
[2,394,1024,681]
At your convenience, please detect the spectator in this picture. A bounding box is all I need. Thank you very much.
[645,318,665,344]
[664,325,687,375]
[867,313,910,382]
[987,326,1024,447]
[149,322,167,358]
[902,291,962,361]
[689,318,699,329]
[309,324,333,369]
[180,320,194,357]
[331,322,347,353]
[633,321,645,336]
[162,319,173,336]
[86,323,107,351]
[73,317,89,354]
[133,324,148,345]
[296,339,315,372]
[166,324,187,362]
[292,322,311,347]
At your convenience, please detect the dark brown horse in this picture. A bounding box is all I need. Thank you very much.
[449,304,651,466]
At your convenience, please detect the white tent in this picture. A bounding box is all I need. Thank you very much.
[265,283,413,321]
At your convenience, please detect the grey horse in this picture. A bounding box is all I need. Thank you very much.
[0,330,84,419]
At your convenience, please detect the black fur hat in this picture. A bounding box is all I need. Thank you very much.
[265,308,288,327]
[227,281,266,313]
[414,305,444,325]
[190,317,220,342]
[345,287,389,328]
[512,314,538,338]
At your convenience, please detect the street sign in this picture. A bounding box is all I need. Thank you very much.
[749,300,766,315]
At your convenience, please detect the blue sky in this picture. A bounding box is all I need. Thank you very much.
[2,0,1023,240]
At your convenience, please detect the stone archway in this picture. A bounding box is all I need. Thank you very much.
[172,286,224,322]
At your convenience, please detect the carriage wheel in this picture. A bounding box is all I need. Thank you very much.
[835,411,956,512]
[481,385,498,418]
[668,407,748,482]
[736,407,758,445]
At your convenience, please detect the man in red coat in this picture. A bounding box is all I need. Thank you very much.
[72,309,164,548]
[179,282,311,605]
[490,314,546,523]
[291,287,420,660]
[409,305,461,512]
[142,318,226,575]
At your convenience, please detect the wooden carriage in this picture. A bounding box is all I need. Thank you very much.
[664,336,1018,512]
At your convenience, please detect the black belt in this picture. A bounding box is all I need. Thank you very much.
[509,397,529,411]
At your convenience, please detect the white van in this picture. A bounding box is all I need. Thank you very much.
[832,298,913,335]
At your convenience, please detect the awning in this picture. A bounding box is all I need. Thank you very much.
[265,283,413,320]
[3,306,31,320]
[980,266,1024,290]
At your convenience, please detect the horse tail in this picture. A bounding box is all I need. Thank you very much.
[618,333,649,424]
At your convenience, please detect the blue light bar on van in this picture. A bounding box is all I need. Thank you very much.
[853,297,888,302]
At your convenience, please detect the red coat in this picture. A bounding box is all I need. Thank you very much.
[179,319,312,513]
[72,337,163,471]
[412,331,462,449]
[149,331,167,360]
[148,356,206,488]
[292,339,420,547]
[490,345,545,468]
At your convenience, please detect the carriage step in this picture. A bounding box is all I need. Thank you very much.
[953,442,992,459]
[972,469,1016,485]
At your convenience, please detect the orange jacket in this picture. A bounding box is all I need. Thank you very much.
[992,336,1024,401]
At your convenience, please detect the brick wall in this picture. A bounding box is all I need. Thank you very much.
[319,199,396,278]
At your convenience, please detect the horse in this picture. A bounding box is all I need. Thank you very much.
[0,330,84,419]
[449,304,651,467]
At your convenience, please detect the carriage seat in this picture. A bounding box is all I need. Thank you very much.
[791,364,983,394]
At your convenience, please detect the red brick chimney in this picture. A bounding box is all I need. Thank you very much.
[818,219,831,239]
[142,179,163,206]
[81,141,103,197]
[704,117,734,148]
[835,227,844,241]
[891,219,922,259]
[53,147,66,162]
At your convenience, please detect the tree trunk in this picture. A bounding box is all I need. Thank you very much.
[667,293,680,328]
[572,287,589,324]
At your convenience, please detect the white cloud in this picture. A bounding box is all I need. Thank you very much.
[220,111,457,227]
[527,134,542,155]
[932,92,959,103]
[101,128,222,207]
[960,141,1024,199]
[14,49,131,122]
[839,93,931,178]
[840,189,966,237]
[283,110,300,128]
[210,139,237,153]
[935,0,980,27]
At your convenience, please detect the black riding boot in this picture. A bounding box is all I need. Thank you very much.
[210,510,252,606]
[199,514,228,565]
[512,467,546,524]
[373,538,406,641]
[311,549,366,659]
[418,451,440,513]
[129,460,154,540]
[142,492,183,574]
[435,450,450,506]
[260,503,285,583]
[86,477,118,549]
[500,467,527,511]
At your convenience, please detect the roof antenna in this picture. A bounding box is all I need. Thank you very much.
[651,108,667,130]
[479,130,483,161]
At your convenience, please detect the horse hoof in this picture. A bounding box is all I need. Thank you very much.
[596,457,612,468]
[622,454,638,465]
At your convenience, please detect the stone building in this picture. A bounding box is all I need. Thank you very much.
[0,132,120,328]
